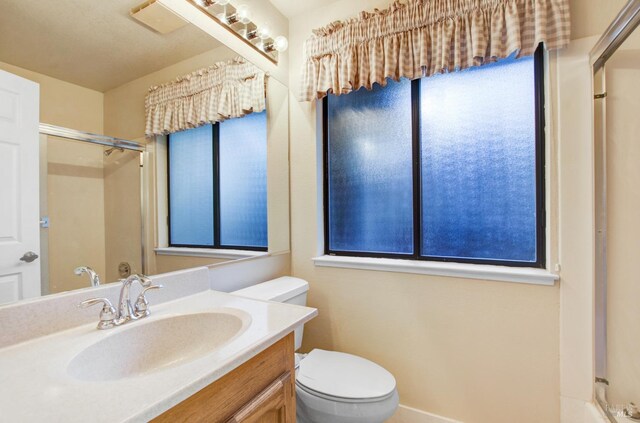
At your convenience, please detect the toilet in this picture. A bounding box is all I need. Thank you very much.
[233,277,399,423]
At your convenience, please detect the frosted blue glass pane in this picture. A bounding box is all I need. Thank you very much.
[328,79,414,254]
[219,111,267,247]
[420,56,538,262]
[169,125,214,246]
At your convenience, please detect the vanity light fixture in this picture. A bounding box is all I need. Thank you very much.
[223,12,239,25]
[264,35,289,53]
[195,0,229,6]
[235,4,251,24]
[257,24,271,40]
[246,28,258,40]
[188,0,288,63]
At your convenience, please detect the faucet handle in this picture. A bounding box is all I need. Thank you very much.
[78,298,117,330]
[134,273,152,287]
[134,285,163,317]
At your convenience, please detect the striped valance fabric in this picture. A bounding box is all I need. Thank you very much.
[300,0,570,101]
[145,57,265,137]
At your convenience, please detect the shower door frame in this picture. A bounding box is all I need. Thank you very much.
[589,0,640,418]
[38,124,148,278]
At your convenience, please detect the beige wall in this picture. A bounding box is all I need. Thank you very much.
[604,30,640,405]
[0,61,103,133]
[103,45,237,141]
[266,78,291,254]
[155,256,229,275]
[104,150,142,282]
[554,36,600,420]
[570,0,627,40]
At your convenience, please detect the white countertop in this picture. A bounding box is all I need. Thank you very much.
[0,290,317,422]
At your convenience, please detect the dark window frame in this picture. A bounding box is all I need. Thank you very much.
[167,123,268,252]
[322,45,546,268]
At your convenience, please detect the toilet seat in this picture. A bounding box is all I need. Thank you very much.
[296,379,396,404]
[296,349,396,403]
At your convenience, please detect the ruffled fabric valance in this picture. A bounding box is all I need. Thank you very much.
[300,0,570,101]
[145,57,265,137]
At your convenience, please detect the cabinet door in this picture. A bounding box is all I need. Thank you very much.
[226,371,294,423]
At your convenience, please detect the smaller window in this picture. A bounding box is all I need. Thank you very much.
[168,111,268,250]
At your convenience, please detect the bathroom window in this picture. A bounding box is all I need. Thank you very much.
[324,46,545,267]
[168,111,267,250]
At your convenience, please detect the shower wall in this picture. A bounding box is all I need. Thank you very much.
[104,150,142,282]
[604,29,640,405]
[46,136,107,293]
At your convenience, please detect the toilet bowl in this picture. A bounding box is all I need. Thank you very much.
[233,277,399,423]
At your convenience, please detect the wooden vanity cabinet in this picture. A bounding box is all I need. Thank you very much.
[152,333,296,423]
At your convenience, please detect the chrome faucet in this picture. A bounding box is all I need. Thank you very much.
[74,266,101,287]
[117,273,152,322]
[79,274,162,330]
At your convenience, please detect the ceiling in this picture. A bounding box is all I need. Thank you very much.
[0,0,221,92]
[268,0,341,19]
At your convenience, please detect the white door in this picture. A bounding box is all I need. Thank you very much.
[0,69,40,305]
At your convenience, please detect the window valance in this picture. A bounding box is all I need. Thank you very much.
[300,0,570,101]
[145,57,266,137]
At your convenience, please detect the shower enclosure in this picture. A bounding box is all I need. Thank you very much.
[591,0,640,420]
[38,124,145,295]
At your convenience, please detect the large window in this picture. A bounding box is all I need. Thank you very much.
[168,111,267,250]
[324,47,545,267]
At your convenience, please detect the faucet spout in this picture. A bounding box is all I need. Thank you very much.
[74,266,101,287]
[117,274,152,322]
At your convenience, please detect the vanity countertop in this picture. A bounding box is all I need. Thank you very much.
[0,289,317,422]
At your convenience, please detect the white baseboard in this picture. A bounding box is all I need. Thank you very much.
[585,402,609,423]
[389,399,608,423]
[561,396,608,423]
[387,404,462,423]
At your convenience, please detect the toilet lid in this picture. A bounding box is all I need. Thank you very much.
[296,349,396,400]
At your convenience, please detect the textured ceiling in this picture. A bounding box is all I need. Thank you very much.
[0,0,221,92]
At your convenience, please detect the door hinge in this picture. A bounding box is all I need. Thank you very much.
[594,92,607,99]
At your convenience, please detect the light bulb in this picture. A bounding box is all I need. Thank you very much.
[236,4,251,24]
[215,0,231,23]
[274,35,288,52]
[257,25,271,40]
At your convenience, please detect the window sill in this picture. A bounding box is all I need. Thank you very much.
[312,255,559,286]
[155,247,267,260]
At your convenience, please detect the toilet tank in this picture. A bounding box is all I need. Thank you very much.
[232,277,309,350]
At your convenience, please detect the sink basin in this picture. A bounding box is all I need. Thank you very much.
[67,310,250,381]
